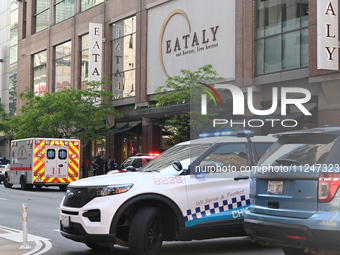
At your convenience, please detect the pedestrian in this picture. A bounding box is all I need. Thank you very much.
[108,156,116,171]
[104,157,109,174]
[92,158,98,176]
[97,155,105,175]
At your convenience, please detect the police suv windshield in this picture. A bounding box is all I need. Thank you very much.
[141,143,211,172]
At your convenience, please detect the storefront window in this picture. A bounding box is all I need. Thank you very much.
[55,0,74,24]
[55,41,72,91]
[33,51,47,96]
[122,135,142,160]
[256,0,309,75]
[81,0,104,12]
[80,34,89,88]
[111,16,136,99]
[34,0,50,33]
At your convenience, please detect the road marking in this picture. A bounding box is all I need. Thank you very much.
[0,198,8,200]
[24,240,52,255]
[0,225,52,255]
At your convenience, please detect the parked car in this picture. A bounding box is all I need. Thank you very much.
[0,157,9,184]
[107,153,159,174]
[0,167,5,184]
[244,127,340,255]
[60,132,276,255]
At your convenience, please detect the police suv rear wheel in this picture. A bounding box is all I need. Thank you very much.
[128,207,163,255]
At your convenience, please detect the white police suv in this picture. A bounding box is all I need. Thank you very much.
[60,133,275,255]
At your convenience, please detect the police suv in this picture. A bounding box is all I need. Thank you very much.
[60,133,275,255]
[244,127,340,255]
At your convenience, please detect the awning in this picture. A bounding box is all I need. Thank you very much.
[108,121,141,133]
[275,112,303,121]
[251,114,280,121]
[251,103,317,121]
[123,104,190,119]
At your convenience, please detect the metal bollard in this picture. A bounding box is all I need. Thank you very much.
[19,203,31,250]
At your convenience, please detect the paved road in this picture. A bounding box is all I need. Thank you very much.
[0,184,283,255]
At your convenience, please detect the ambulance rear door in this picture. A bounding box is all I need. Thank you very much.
[45,146,69,178]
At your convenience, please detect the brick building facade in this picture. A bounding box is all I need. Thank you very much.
[0,0,339,162]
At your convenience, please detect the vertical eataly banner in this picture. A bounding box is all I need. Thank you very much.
[89,23,103,81]
[317,0,339,70]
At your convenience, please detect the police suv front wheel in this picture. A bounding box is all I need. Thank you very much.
[128,207,163,255]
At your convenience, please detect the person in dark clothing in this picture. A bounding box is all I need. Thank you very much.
[97,155,105,175]
[92,158,98,176]
[108,156,116,171]
[104,157,109,174]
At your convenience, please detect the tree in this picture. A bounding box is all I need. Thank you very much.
[4,80,121,148]
[155,64,226,144]
[0,104,12,139]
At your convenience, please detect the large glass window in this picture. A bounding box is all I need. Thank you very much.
[55,41,72,91]
[9,1,19,116]
[55,0,74,24]
[256,0,309,75]
[10,8,18,44]
[80,34,89,88]
[111,16,136,99]
[34,0,50,33]
[81,0,104,12]
[9,64,17,116]
[33,51,47,96]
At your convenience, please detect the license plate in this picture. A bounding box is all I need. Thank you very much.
[61,215,70,228]
[267,180,283,195]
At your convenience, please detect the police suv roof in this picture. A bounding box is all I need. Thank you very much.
[274,127,340,137]
[177,135,276,146]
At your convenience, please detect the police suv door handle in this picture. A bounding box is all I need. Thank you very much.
[234,176,249,180]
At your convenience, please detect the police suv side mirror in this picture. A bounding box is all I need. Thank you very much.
[126,166,136,172]
[172,161,182,171]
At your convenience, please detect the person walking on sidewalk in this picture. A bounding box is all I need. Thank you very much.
[97,155,105,175]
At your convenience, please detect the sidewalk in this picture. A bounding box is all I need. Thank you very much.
[0,226,44,255]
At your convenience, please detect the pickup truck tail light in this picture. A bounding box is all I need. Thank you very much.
[318,173,340,203]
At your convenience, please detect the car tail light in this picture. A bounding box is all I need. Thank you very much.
[318,173,340,202]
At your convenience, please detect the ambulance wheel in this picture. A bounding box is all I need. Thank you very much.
[20,177,33,190]
[128,207,163,255]
[4,176,13,188]
[35,185,42,190]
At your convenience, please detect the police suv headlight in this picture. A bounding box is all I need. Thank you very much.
[88,184,133,198]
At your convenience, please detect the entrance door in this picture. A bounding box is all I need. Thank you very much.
[45,146,69,178]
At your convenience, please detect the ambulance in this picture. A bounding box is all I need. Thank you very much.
[4,138,80,191]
